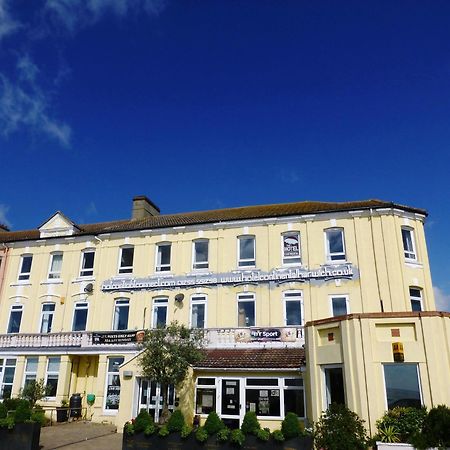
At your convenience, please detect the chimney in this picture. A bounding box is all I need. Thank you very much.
[132,196,160,219]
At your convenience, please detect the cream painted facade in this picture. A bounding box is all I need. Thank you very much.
[0,197,447,434]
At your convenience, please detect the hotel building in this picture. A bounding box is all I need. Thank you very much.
[0,196,448,434]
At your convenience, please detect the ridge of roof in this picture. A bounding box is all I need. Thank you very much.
[0,199,427,243]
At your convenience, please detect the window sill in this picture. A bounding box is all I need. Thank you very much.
[41,280,64,285]
[10,281,32,287]
[154,272,174,277]
[325,260,348,265]
[405,260,422,268]
[102,410,119,416]
[72,277,95,284]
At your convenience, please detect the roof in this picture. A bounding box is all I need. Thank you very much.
[194,348,306,370]
[0,199,427,243]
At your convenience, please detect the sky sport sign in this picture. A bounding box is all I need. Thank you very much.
[101,264,358,292]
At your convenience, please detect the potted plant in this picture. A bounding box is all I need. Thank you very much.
[56,399,69,423]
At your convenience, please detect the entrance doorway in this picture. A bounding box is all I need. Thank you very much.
[137,379,175,423]
[220,379,243,429]
[324,366,345,407]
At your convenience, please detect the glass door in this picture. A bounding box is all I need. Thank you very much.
[221,379,242,429]
[137,379,175,423]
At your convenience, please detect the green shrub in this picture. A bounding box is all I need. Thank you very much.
[204,411,225,435]
[272,429,285,442]
[0,416,15,430]
[421,404,450,448]
[229,428,245,447]
[134,409,153,433]
[167,409,185,433]
[144,422,157,436]
[314,403,368,450]
[124,422,135,435]
[241,411,260,435]
[158,425,169,437]
[31,406,47,427]
[0,403,7,419]
[180,424,192,438]
[282,412,301,439]
[195,426,208,443]
[376,424,400,443]
[14,401,31,423]
[255,427,270,441]
[3,398,24,412]
[375,406,427,443]
[216,427,230,443]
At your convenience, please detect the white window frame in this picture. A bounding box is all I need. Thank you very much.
[118,245,134,274]
[7,304,23,333]
[194,377,218,416]
[190,294,207,328]
[79,249,95,278]
[237,235,256,268]
[324,228,346,263]
[152,297,168,328]
[22,356,38,389]
[45,357,60,400]
[18,254,33,281]
[329,295,350,317]
[283,377,306,420]
[382,363,423,410]
[155,243,172,272]
[237,292,256,327]
[283,291,304,326]
[402,227,417,261]
[322,364,346,410]
[40,303,55,333]
[72,302,89,331]
[47,252,63,280]
[192,239,209,270]
[281,232,301,266]
[409,287,423,312]
[103,355,125,414]
[112,299,130,331]
[0,358,17,400]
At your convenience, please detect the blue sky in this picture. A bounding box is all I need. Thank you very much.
[0,0,449,310]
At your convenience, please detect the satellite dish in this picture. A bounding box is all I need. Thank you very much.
[84,283,94,293]
[175,293,184,302]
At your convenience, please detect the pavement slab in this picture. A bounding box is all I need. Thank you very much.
[40,421,122,450]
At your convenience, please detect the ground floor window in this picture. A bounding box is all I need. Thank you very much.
[195,378,216,414]
[384,363,422,409]
[23,357,38,388]
[324,366,345,408]
[194,376,305,421]
[0,358,16,399]
[46,357,60,398]
[105,356,124,411]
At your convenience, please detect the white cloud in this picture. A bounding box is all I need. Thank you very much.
[0,0,20,42]
[44,0,166,32]
[0,54,72,147]
[0,204,11,229]
[433,286,450,312]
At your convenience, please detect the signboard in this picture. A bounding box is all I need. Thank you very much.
[283,234,300,258]
[92,330,145,345]
[392,342,404,362]
[235,327,297,342]
[102,264,357,292]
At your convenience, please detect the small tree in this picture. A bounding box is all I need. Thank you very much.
[138,321,204,424]
[20,379,52,407]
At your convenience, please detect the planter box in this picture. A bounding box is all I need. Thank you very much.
[123,431,313,450]
[0,422,41,450]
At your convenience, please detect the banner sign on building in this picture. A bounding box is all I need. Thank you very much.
[92,330,145,345]
[283,235,300,258]
[235,327,297,342]
[101,264,358,292]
